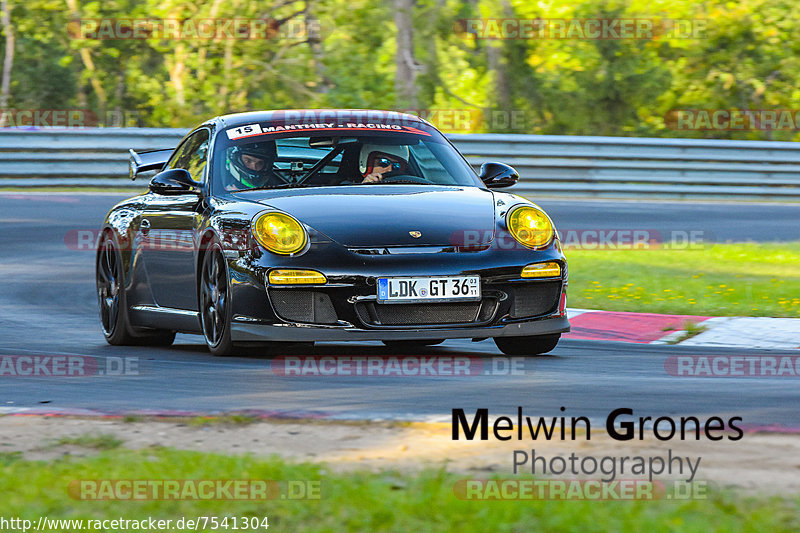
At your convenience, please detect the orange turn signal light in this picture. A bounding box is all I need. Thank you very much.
[521,262,561,278]
[268,269,327,285]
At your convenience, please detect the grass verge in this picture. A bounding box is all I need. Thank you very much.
[1,448,798,532]
[566,242,800,317]
[187,414,260,427]
[51,434,123,451]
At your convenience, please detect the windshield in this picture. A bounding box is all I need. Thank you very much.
[212,123,481,194]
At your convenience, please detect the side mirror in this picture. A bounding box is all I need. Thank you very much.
[479,162,519,189]
[149,169,201,195]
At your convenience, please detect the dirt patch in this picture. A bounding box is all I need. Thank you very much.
[2,415,798,494]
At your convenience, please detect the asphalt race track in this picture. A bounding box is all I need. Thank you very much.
[1,193,798,427]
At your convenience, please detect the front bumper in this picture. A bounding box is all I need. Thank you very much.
[230,315,570,342]
[227,237,570,342]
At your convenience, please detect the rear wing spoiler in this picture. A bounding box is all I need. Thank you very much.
[128,148,173,180]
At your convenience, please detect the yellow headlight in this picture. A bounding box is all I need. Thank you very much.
[268,269,327,285]
[506,205,554,249]
[252,212,307,255]
[521,262,561,278]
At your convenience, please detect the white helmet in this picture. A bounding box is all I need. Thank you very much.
[359,144,410,175]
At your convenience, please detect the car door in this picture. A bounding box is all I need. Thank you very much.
[140,128,210,311]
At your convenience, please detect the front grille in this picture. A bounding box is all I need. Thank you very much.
[269,289,338,324]
[510,282,561,318]
[355,299,497,327]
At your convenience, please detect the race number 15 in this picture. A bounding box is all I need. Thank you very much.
[226,124,263,140]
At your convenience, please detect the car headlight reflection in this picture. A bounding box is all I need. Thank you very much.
[252,212,307,255]
[506,205,554,249]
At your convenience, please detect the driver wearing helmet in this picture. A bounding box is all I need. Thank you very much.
[359,144,410,183]
[225,141,280,191]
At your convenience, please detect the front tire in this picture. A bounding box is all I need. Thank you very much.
[200,242,235,356]
[494,334,561,356]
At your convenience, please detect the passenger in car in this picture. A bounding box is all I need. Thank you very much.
[359,144,410,183]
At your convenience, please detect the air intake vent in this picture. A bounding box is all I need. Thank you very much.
[269,289,338,324]
[355,299,497,327]
[510,282,561,318]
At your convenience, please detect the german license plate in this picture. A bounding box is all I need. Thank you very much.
[377,275,480,303]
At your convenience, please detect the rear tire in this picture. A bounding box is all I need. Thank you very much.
[97,236,136,345]
[97,235,176,347]
[494,334,560,356]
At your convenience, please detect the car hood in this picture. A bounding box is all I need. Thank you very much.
[235,185,496,247]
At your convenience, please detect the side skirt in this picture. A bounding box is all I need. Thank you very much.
[130,305,202,333]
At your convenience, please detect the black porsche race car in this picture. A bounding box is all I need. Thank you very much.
[97,110,569,356]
